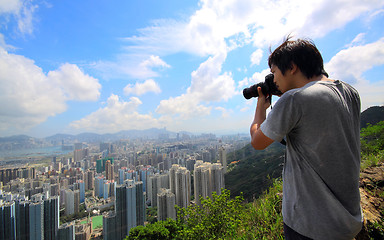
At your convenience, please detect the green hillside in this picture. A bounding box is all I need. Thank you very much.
[360,106,384,129]
[225,142,285,201]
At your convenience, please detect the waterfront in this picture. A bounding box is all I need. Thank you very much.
[0,146,72,165]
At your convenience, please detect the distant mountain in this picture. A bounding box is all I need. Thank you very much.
[0,135,46,151]
[0,128,187,151]
[225,142,285,202]
[361,106,384,129]
[44,128,181,144]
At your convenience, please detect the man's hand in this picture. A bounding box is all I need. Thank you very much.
[256,87,271,110]
[250,87,274,150]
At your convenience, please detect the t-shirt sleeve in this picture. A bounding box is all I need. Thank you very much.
[260,92,301,142]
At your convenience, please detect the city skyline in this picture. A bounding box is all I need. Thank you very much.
[0,0,383,138]
[1,134,232,239]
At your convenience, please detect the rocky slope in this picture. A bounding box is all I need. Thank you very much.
[356,163,384,239]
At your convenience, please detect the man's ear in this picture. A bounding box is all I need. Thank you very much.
[289,63,298,75]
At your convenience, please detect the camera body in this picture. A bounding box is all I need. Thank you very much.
[243,73,282,99]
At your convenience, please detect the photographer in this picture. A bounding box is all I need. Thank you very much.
[249,37,362,239]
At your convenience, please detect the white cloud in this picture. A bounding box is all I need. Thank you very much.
[91,54,170,80]
[215,106,231,118]
[298,0,384,38]
[189,51,236,102]
[325,38,384,110]
[156,51,237,118]
[0,0,22,14]
[124,79,161,96]
[345,33,366,48]
[0,47,101,135]
[156,94,211,118]
[140,55,170,69]
[0,0,38,35]
[70,94,161,133]
[250,49,263,66]
[0,33,15,50]
[48,63,101,101]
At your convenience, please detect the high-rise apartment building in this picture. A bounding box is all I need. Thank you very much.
[29,201,44,240]
[126,182,136,234]
[148,173,169,207]
[74,148,88,162]
[43,196,60,240]
[157,188,176,221]
[85,170,94,191]
[58,222,75,240]
[1,196,59,240]
[94,176,104,198]
[135,181,145,226]
[105,160,114,181]
[169,165,191,209]
[65,189,74,216]
[193,161,224,205]
[110,180,145,239]
[0,202,16,240]
[219,147,227,173]
[103,211,117,240]
[73,190,80,214]
[15,200,29,240]
[115,184,127,240]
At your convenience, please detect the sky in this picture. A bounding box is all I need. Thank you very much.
[0,0,383,138]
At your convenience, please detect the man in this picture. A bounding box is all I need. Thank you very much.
[250,37,362,239]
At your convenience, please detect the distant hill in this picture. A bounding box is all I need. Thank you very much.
[0,128,189,151]
[225,142,285,201]
[43,128,182,144]
[361,106,384,129]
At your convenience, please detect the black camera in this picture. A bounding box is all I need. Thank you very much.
[243,73,282,99]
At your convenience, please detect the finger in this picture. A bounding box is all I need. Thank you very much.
[257,87,264,98]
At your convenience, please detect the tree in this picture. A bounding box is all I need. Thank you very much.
[361,121,384,155]
[177,189,244,240]
[127,219,181,240]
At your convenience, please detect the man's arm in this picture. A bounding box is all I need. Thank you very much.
[250,87,274,150]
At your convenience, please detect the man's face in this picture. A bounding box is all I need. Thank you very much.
[270,64,289,93]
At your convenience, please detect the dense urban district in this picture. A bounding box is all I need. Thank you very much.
[0,130,249,240]
[1,106,383,240]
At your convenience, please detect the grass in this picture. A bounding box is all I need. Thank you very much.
[360,150,384,170]
[80,215,103,229]
[238,179,284,239]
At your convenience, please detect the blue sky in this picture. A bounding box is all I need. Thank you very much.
[0,0,383,138]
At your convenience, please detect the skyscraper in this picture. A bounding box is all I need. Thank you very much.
[135,181,145,226]
[126,182,136,234]
[65,189,74,216]
[43,196,60,240]
[193,161,224,205]
[113,180,145,239]
[219,147,227,173]
[85,170,94,191]
[58,222,75,240]
[29,201,44,240]
[115,184,127,239]
[0,202,16,240]
[73,190,80,214]
[105,160,114,181]
[170,165,191,209]
[103,211,117,240]
[157,188,176,221]
[148,173,169,207]
[15,200,29,240]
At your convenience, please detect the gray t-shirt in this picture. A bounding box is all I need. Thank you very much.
[260,80,362,240]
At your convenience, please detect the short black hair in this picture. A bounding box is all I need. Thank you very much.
[268,36,328,78]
